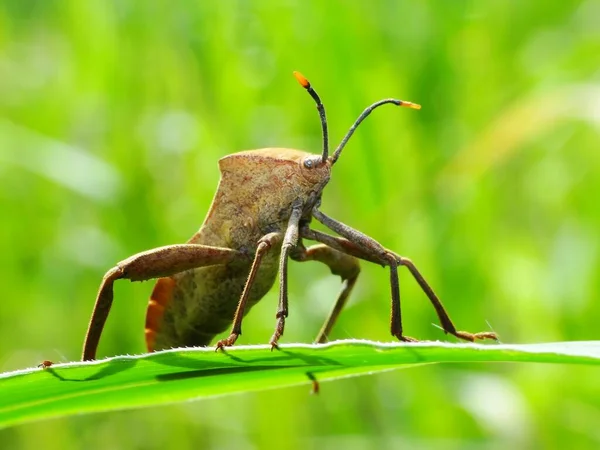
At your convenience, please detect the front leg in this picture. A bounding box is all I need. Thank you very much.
[269,203,303,349]
[83,244,241,361]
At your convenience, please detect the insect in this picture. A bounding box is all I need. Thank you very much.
[38,360,53,369]
[82,72,497,361]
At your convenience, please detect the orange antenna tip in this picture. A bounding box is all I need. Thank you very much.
[400,101,421,110]
[293,71,310,88]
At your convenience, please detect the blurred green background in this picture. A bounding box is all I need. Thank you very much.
[1,0,600,448]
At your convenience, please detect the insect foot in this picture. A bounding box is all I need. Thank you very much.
[453,331,498,342]
[394,334,419,343]
[215,333,239,352]
[268,310,287,351]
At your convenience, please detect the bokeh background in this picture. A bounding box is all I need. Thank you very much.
[2,1,600,448]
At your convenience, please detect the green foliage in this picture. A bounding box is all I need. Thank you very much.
[1,1,599,449]
[2,341,599,430]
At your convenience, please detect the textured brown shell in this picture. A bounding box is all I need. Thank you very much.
[143,148,331,351]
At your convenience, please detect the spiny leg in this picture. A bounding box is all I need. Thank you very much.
[290,243,360,343]
[83,244,241,361]
[307,210,498,343]
[269,203,303,349]
[215,232,283,350]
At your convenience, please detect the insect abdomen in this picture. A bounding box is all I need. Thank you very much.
[145,250,279,352]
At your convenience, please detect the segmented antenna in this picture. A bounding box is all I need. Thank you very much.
[293,71,329,163]
[331,99,421,165]
[293,71,421,166]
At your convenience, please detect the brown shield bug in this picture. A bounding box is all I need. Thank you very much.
[82,72,497,361]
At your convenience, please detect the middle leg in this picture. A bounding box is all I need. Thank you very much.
[215,232,283,350]
[290,243,360,343]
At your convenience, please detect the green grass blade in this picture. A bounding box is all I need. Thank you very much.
[1,340,599,429]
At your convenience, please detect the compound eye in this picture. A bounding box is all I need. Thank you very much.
[303,157,319,169]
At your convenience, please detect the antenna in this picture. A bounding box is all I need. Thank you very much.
[293,71,421,166]
[331,99,420,165]
[293,71,329,163]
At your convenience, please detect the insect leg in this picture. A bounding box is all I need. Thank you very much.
[290,243,360,343]
[269,204,303,349]
[307,210,498,343]
[300,226,413,340]
[83,244,241,361]
[215,232,283,350]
